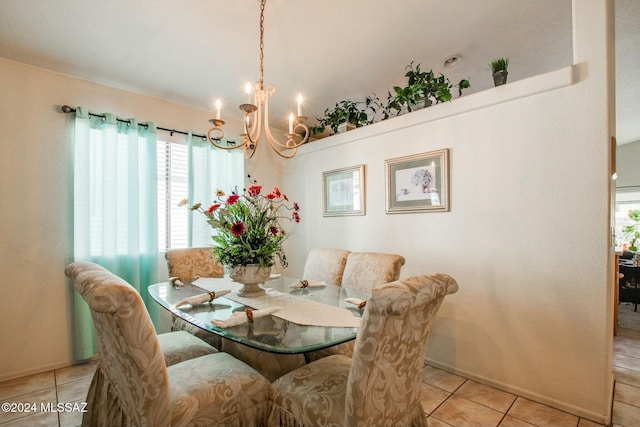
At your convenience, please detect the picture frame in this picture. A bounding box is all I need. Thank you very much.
[323,164,366,216]
[385,149,449,213]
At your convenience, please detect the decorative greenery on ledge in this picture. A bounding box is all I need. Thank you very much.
[311,61,470,136]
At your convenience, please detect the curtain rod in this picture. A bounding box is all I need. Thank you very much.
[60,105,207,139]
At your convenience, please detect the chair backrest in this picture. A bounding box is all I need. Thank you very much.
[302,248,351,286]
[344,274,458,427]
[341,252,405,292]
[65,261,172,427]
[165,247,224,280]
[619,265,640,304]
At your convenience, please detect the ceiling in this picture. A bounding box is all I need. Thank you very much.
[0,0,638,144]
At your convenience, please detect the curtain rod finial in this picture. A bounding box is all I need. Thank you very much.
[61,105,74,113]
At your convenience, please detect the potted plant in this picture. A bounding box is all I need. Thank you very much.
[392,61,433,112]
[623,210,640,251]
[392,61,470,114]
[317,99,370,135]
[181,177,301,296]
[365,92,400,122]
[490,57,509,86]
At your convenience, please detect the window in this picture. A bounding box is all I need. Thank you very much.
[157,135,189,252]
[615,187,640,245]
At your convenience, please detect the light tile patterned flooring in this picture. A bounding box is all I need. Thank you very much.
[1,305,640,427]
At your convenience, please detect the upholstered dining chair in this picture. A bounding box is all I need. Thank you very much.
[165,247,225,280]
[66,261,271,427]
[302,247,351,285]
[165,247,225,348]
[305,251,406,362]
[269,274,458,427]
[65,261,216,367]
[341,251,406,292]
[619,264,640,311]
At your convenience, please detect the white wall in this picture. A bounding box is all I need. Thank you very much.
[0,55,293,381]
[616,140,640,188]
[282,1,614,422]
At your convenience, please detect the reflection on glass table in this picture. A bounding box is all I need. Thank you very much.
[148,276,369,355]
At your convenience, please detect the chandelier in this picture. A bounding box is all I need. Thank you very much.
[207,0,309,159]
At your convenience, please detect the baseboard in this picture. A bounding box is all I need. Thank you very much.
[0,355,97,383]
[424,357,612,426]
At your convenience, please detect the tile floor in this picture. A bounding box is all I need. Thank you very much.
[1,304,639,427]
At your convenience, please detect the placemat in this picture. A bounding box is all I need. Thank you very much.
[193,277,360,328]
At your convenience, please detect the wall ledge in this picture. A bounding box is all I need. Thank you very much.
[298,65,577,156]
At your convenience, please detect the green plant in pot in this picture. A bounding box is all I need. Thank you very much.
[365,92,401,122]
[490,57,509,86]
[318,99,370,135]
[392,61,470,114]
[392,61,433,112]
[623,210,640,251]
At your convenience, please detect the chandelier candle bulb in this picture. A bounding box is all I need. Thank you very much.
[215,99,221,120]
[289,113,294,134]
[245,82,252,104]
[297,93,303,116]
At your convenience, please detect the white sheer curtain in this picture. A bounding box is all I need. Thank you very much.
[71,106,160,359]
[187,132,244,247]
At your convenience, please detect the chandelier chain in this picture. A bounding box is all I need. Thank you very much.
[259,0,265,85]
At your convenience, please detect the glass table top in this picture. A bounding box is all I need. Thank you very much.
[148,276,369,354]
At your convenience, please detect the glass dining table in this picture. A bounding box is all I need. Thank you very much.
[148,275,369,355]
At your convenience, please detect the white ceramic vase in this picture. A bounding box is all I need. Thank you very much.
[230,264,271,297]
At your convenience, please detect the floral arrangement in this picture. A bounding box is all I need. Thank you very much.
[180,178,300,268]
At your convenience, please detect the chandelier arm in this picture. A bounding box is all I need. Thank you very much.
[207,124,245,151]
[209,139,246,151]
[269,142,298,159]
[262,87,309,150]
[243,137,257,158]
[250,85,263,142]
[241,119,258,158]
[264,123,309,150]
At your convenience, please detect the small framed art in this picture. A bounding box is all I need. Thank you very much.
[385,149,449,213]
[323,164,366,216]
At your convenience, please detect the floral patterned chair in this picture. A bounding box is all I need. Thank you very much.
[269,274,458,427]
[66,261,271,427]
[165,247,225,348]
[341,251,406,292]
[306,251,405,362]
[302,248,351,285]
[165,247,225,279]
[66,261,216,367]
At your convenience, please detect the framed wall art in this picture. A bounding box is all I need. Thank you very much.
[385,149,449,213]
[323,164,366,216]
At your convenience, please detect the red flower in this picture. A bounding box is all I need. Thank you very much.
[270,226,279,236]
[292,211,301,223]
[272,187,282,197]
[248,185,262,197]
[227,194,240,205]
[283,194,289,201]
[208,203,221,213]
[231,221,246,236]
[293,202,300,211]
[267,193,276,200]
